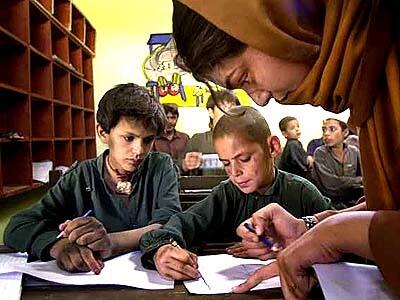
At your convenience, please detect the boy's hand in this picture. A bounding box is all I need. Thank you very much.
[50,238,104,274]
[154,244,200,280]
[59,216,113,259]
[226,241,276,260]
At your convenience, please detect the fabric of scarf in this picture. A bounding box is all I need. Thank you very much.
[179,0,400,210]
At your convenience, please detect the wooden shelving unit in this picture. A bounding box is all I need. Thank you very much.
[0,0,96,198]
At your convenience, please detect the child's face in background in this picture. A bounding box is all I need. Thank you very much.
[282,119,301,139]
[322,119,346,147]
[103,117,156,173]
[214,134,274,194]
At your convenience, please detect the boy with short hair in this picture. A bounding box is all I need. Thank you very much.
[4,83,182,274]
[278,116,312,180]
[140,106,331,280]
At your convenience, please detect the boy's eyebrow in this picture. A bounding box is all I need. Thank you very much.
[219,152,246,161]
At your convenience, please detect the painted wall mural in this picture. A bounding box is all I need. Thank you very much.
[142,33,251,107]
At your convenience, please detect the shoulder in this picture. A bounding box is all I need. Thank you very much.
[346,144,359,153]
[277,169,318,192]
[177,131,189,140]
[314,145,329,156]
[147,152,174,167]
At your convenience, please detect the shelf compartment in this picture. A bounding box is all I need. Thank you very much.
[0,0,29,42]
[84,111,95,137]
[29,1,51,57]
[0,31,29,90]
[55,140,72,167]
[36,0,52,13]
[83,81,94,109]
[82,51,93,82]
[54,104,71,138]
[85,138,96,159]
[51,22,69,63]
[85,20,95,52]
[54,0,71,30]
[52,64,70,103]
[30,50,52,97]
[69,39,83,73]
[71,76,83,107]
[72,108,85,138]
[0,142,32,193]
[71,4,85,42]
[32,140,54,162]
[31,97,53,138]
[72,139,85,161]
[0,88,30,139]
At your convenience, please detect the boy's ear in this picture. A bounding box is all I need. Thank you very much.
[281,130,288,138]
[96,124,109,144]
[268,135,282,158]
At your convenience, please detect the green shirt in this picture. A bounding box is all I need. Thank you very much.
[140,169,331,268]
[4,150,181,260]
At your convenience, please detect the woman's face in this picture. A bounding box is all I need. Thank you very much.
[210,46,311,106]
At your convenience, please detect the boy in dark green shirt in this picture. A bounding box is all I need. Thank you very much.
[4,83,181,274]
[140,106,331,280]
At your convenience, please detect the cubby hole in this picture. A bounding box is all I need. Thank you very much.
[36,0,53,13]
[84,112,95,137]
[83,82,94,109]
[0,88,30,140]
[31,97,53,139]
[0,31,29,91]
[82,51,93,82]
[54,0,71,30]
[85,139,96,159]
[72,139,85,161]
[71,75,83,107]
[32,141,54,162]
[51,23,69,63]
[54,104,71,138]
[53,64,70,103]
[29,1,51,57]
[30,50,52,97]
[1,142,32,195]
[0,0,29,42]
[85,20,95,52]
[72,4,85,42]
[55,140,72,167]
[72,108,85,138]
[69,40,83,74]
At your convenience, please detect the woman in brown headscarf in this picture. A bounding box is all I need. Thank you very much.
[172,0,400,298]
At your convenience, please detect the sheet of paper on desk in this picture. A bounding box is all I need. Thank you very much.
[0,253,28,300]
[184,254,280,294]
[313,262,398,300]
[6,251,173,290]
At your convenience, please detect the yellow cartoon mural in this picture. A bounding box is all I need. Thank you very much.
[142,33,251,107]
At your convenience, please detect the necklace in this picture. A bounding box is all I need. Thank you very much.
[106,156,134,194]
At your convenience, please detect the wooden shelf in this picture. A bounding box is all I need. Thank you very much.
[0,0,96,198]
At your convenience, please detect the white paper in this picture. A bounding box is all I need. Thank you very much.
[32,160,53,183]
[0,253,28,300]
[184,254,280,294]
[313,262,398,300]
[6,251,173,290]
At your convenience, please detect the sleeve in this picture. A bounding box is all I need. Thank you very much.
[369,210,400,296]
[312,149,363,196]
[300,180,333,215]
[140,185,232,269]
[287,142,309,172]
[149,156,182,225]
[3,171,79,260]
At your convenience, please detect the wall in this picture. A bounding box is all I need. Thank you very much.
[72,1,350,151]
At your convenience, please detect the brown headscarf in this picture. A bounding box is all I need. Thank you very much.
[179,0,400,210]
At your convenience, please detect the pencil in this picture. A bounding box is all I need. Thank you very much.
[56,209,93,239]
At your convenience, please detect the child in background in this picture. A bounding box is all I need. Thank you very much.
[278,116,312,180]
[4,83,181,274]
[140,106,331,280]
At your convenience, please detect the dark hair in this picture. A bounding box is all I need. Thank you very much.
[163,103,179,118]
[206,89,241,110]
[324,118,348,131]
[172,0,246,82]
[279,116,298,132]
[96,83,166,135]
[213,106,271,147]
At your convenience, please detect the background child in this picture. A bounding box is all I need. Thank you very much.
[4,83,181,274]
[140,106,331,280]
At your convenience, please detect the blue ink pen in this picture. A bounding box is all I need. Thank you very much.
[244,222,279,252]
[56,209,92,239]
